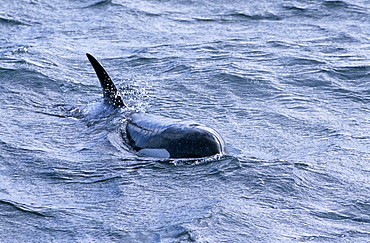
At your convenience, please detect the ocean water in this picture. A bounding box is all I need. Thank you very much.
[1,0,370,242]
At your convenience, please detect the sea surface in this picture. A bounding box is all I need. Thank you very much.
[1,0,370,242]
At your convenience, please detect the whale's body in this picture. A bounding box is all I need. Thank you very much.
[86,53,226,159]
[126,113,226,158]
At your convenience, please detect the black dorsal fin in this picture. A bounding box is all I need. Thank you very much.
[86,53,125,108]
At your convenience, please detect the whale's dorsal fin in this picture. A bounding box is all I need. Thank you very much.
[86,53,125,108]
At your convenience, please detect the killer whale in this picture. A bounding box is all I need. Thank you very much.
[86,53,226,158]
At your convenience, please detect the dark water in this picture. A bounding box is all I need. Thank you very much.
[1,0,370,242]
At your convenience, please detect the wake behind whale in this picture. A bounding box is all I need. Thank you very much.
[86,53,226,159]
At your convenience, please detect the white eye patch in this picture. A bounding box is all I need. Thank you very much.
[138,148,170,158]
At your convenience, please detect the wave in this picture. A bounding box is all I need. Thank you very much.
[320,65,370,99]
[190,11,282,23]
[80,0,114,9]
[331,65,370,82]
[0,199,50,217]
[0,16,27,26]
[224,12,282,21]
[281,0,369,21]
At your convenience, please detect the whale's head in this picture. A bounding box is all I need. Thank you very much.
[154,123,226,158]
[126,113,227,159]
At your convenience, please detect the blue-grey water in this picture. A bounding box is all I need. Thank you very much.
[1,0,370,242]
